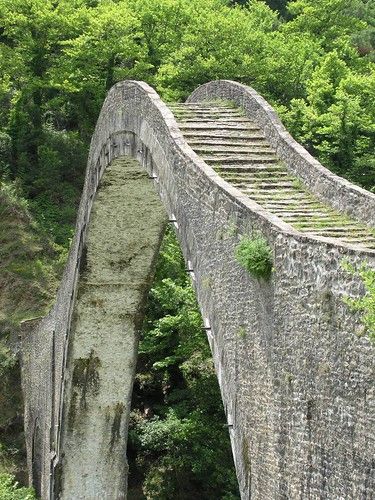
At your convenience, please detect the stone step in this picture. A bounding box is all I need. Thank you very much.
[177,104,375,249]
[292,224,367,233]
[340,237,375,245]
[218,165,286,173]
[182,130,265,139]
[221,173,292,182]
[264,204,335,213]
[170,103,235,110]
[277,213,355,221]
[178,116,252,123]
[204,155,278,163]
[273,214,348,223]
[171,105,240,110]
[221,169,290,178]
[244,189,308,198]
[179,123,261,131]
[261,203,325,211]
[304,233,375,246]
[175,113,244,120]
[170,105,238,111]
[234,182,297,190]
[191,145,273,154]
[272,211,341,219]
[299,225,371,233]
[212,164,280,172]
[188,138,269,147]
[229,174,293,182]
[309,235,375,245]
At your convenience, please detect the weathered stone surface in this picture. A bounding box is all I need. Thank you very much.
[58,158,167,499]
[20,80,375,500]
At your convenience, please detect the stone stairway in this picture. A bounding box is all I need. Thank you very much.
[169,101,375,249]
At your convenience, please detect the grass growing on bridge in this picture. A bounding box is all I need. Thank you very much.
[235,234,273,280]
[343,261,375,343]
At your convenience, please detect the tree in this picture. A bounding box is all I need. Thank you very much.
[128,229,240,499]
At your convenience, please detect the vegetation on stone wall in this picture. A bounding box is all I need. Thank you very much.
[235,234,273,280]
[343,261,375,342]
[0,0,374,496]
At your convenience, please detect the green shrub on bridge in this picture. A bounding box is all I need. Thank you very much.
[235,234,273,280]
[343,261,375,343]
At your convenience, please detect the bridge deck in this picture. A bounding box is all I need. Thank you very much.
[170,102,375,249]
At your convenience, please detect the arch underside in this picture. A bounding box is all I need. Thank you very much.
[58,156,167,499]
[20,81,375,499]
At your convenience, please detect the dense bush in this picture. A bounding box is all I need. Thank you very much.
[0,474,35,500]
[128,229,239,499]
[235,235,273,280]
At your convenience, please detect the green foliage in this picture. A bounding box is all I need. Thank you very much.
[0,343,22,430]
[280,53,375,190]
[128,228,239,499]
[0,0,374,239]
[235,234,273,280]
[343,261,375,342]
[0,181,65,486]
[0,473,35,499]
[155,1,280,101]
[0,180,64,326]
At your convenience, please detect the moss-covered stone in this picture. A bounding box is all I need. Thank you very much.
[72,350,101,409]
[109,403,125,451]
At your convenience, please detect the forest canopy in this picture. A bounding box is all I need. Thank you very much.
[0,0,374,245]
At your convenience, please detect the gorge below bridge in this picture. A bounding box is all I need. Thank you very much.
[20,80,375,499]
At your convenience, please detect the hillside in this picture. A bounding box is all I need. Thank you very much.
[0,182,63,328]
[0,181,63,486]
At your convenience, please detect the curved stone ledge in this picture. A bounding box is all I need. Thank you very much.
[187,80,375,228]
[21,80,375,500]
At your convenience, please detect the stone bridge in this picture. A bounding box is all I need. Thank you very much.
[20,80,375,499]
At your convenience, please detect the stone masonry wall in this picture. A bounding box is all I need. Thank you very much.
[21,80,375,499]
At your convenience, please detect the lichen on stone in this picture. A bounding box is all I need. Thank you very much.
[71,350,101,410]
[109,403,125,451]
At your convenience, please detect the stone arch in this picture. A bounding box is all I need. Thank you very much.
[20,80,375,499]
